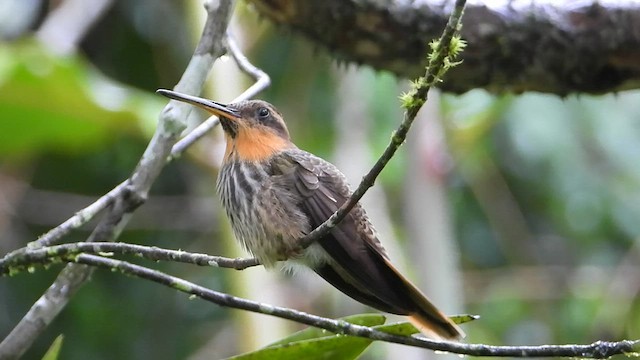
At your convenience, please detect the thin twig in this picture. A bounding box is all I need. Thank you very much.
[28,183,126,249]
[0,242,259,274]
[226,33,271,102]
[3,241,639,357]
[169,33,271,158]
[298,0,466,249]
[54,254,640,358]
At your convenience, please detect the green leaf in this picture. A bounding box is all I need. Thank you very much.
[41,334,64,360]
[225,312,479,360]
[227,335,374,360]
[225,314,386,360]
[0,41,163,158]
[266,313,386,347]
[374,321,421,336]
[450,313,480,325]
[372,314,478,339]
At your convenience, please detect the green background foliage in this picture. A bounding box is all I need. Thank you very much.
[1,1,639,359]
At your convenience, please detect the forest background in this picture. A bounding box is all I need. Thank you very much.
[1,1,639,359]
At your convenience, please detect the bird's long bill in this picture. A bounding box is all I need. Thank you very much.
[156,89,240,120]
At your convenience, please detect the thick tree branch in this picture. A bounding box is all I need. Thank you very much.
[248,0,640,94]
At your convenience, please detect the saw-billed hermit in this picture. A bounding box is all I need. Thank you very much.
[157,89,464,340]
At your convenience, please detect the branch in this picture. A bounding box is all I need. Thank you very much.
[25,33,271,250]
[248,0,640,94]
[0,242,259,274]
[29,254,640,358]
[226,33,271,102]
[0,1,240,358]
[299,0,465,249]
[31,5,237,251]
[169,33,271,158]
[3,241,639,357]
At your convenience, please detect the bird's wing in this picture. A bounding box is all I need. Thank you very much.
[282,151,421,314]
[278,150,463,340]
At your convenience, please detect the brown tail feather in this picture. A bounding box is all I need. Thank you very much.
[408,313,464,340]
[384,258,465,340]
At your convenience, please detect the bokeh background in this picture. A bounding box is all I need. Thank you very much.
[1,0,639,359]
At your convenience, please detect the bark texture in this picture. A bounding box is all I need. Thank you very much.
[248,0,640,94]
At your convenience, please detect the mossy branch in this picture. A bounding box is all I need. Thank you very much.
[300,0,466,249]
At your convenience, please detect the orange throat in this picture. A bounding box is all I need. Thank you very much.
[224,127,291,162]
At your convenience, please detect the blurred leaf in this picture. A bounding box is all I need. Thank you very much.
[374,321,421,336]
[41,334,64,360]
[376,314,477,338]
[449,313,480,325]
[0,41,163,158]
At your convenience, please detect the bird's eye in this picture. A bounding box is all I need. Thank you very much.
[257,107,270,119]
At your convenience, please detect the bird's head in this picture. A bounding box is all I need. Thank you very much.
[157,89,293,162]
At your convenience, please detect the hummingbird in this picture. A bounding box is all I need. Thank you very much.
[157,89,464,340]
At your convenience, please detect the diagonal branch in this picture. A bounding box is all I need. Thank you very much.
[299,0,466,249]
[37,254,640,358]
[169,33,271,158]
